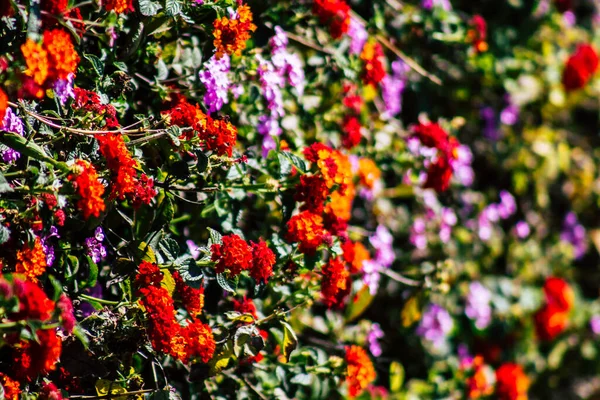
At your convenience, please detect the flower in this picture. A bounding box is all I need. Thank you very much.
[562,44,599,91]
[367,323,384,357]
[135,260,163,288]
[73,88,119,128]
[53,73,75,104]
[369,225,395,268]
[21,39,49,86]
[495,363,529,400]
[321,257,350,308]
[534,278,573,341]
[250,239,276,283]
[417,304,453,349]
[466,356,495,399]
[173,271,205,318]
[342,240,370,273]
[44,29,80,81]
[85,227,107,264]
[131,174,157,208]
[103,0,133,13]
[16,237,47,282]
[381,59,409,117]
[342,115,362,149]
[360,42,386,86]
[211,234,253,276]
[138,285,181,356]
[12,279,55,321]
[465,281,492,330]
[422,0,452,10]
[96,132,139,200]
[212,4,256,59]
[233,296,258,319]
[345,345,376,397]
[468,15,488,53]
[182,319,215,363]
[347,17,368,55]
[560,211,588,260]
[57,294,76,334]
[69,160,106,219]
[199,54,231,113]
[13,328,62,381]
[313,0,350,39]
[39,382,63,400]
[590,315,600,335]
[286,211,330,254]
[295,174,329,214]
[201,117,238,157]
[0,87,7,121]
[0,373,21,400]
[0,108,25,164]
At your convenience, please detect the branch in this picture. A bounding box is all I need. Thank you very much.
[380,269,422,287]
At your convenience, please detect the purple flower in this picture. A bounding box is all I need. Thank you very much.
[85,227,107,264]
[465,282,492,329]
[0,108,25,164]
[270,26,288,52]
[422,0,452,11]
[370,225,395,268]
[515,221,530,239]
[186,240,201,260]
[417,304,453,349]
[561,212,588,260]
[480,107,499,140]
[347,17,368,55]
[53,73,75,105]
[451,145,474,187]
[257,58,285,118]
[362,260,381,295]
[381,60,409,118]
[563,11,576,26]
[500,104,519,126]
[367,323,384,357]
[199,54,231,113]
[410,217,427,250]
[498,190,517,219]
[478,212,493,242]
[590,315,600,335]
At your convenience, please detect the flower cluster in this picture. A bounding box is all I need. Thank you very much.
[68,160,106,220]
[212,4,256,59]
[313,0,350,39]
[345,345,377,397]
[534,277,574,341]
[211,234,276,282]
[562,44,598,91]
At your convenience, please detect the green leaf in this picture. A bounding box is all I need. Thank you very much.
[282,152,307,173]
[224,311,255,324]
[85,255,99,288]
[197,151,209,173]
[345,285,374,322]
[176,257,203,288]
[165,0,181,17]
[209,340,234,375]
[0,133,67,170]
[278,153,292,177]
[0,173,14,193]
[154,196,174,228]
[207,227,222,245]
[0,225,10,245]
[233,325,257,357]
[158,237,180,262]
[138,0,162,16]
[389,362,405,392]
[137,241,157,263]
[216,273,237,293]
[84,54,104,76]
[280,321,298,363]
[290,373,312,385]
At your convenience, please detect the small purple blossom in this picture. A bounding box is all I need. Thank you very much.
[270,26,288,51]
[515,221,530,239]
[0,108,25,164]
[381,60,409,118]
[417,304,453,349]
[53,73,75,105]
[560,212,588,260]
[362,260,381,295]
[410,217,428,250]
[347,17,368,55]
[498,190,517,219]
[367,323,384,357]
[199,54,231,113]
[85,227,107,264]
[186,240,201,260]
[370,225,395,268]
[422,0,452,11]
[480,107,500,140]
[451,145,474,187]
[590,315,600,335]
[500,104,519,126]
[465,282,492,330]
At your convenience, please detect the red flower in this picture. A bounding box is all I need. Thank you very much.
[342,240,370,274]
[39,382,63,400]
[69,160,106,219]
[73,88,120,128]
[57,294,76,334]
[345,345,376,397]
[131,174,157,208]
[211,234,253,275]
[562,44,599,91]
[534,277,574,341]
[250,239,276,283]
[233,296,258,319]
[0,373,20,400]
[342,115,362,149]
[13,329,62,381]
[413,122,450,151]
[12,279,55,321]
[163,96,200,133]
[295,174,329,214]
[469,15,488,53]
[360,42,387,87]
[202,117,238,157]
[313,0,350,39]
[423,153,454,193]
[495,363,529,400]
[138,285,181,355]
[173,271,204,318]
[321,257,350,308]
[286,211,330,254]
[103,0,133,13]
[135,261,163,288]
[0,87,7,122]
[182,319,215,363]
[543,277,574,311]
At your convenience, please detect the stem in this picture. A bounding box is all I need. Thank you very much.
[79,294,121,306]
[0,321,20,329]
[68,389,156,399]
[380,269,422,287]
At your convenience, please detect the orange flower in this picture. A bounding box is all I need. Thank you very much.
[15,237,47,282]
[345,345,376,397]
[360,42,386,87]
[286,210,330,254]
[21,39,49,85]
[0,87,7,122]
[213,4,256,59]
[104,0,132,13]
[182,319,216,363]
[69,160,106,220]
[358,158,381,189]
[202,117,238,157]
[325,183,355,223]
[495,363,529,400]
[467,356,494,399]
[44,29,80,81]
[342,240,370,274]
[173,271,205,318]
[96,133,139,200]
[321,257,350,308]
[13,329,62,381]
[0,373,20,400]
[303,143,352,190]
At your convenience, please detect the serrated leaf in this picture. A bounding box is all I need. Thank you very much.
[207,227,222,245]
[84,54,104,76]
[280,321,298,363]
[283,152,307,173]
[165,0,181,17]
[137,241,157,263]
[138,0,162,16]
[0,225,10,245]
[216,273,237,293]
[158,237,179,262]
[177,257,203,288]
[233,325,257,357]
[209,341,234,375]
[290,373,312,385]
[224,311,255,323]
[278,153,292,177]
[161,269,176,297]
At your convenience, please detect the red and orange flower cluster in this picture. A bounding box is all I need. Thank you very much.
[468,15,488,53]
[21,29,79,98]
[211,234,276,283]
[413,121,461,192]
[96,133,157,207]
[562,44,599,92]
[534,277,574,341]
[213,4,256,59]
[135,261,215,363]
[103,0,133,14]
[0,87,7,121]
[69,160,106,220]
[495,363,529,400]
[345,345,376,397]
[360,42,387,87]
[313,0,351,39]
[15,237,47,282]
[164,95,238,157]
[465,356,494,399]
